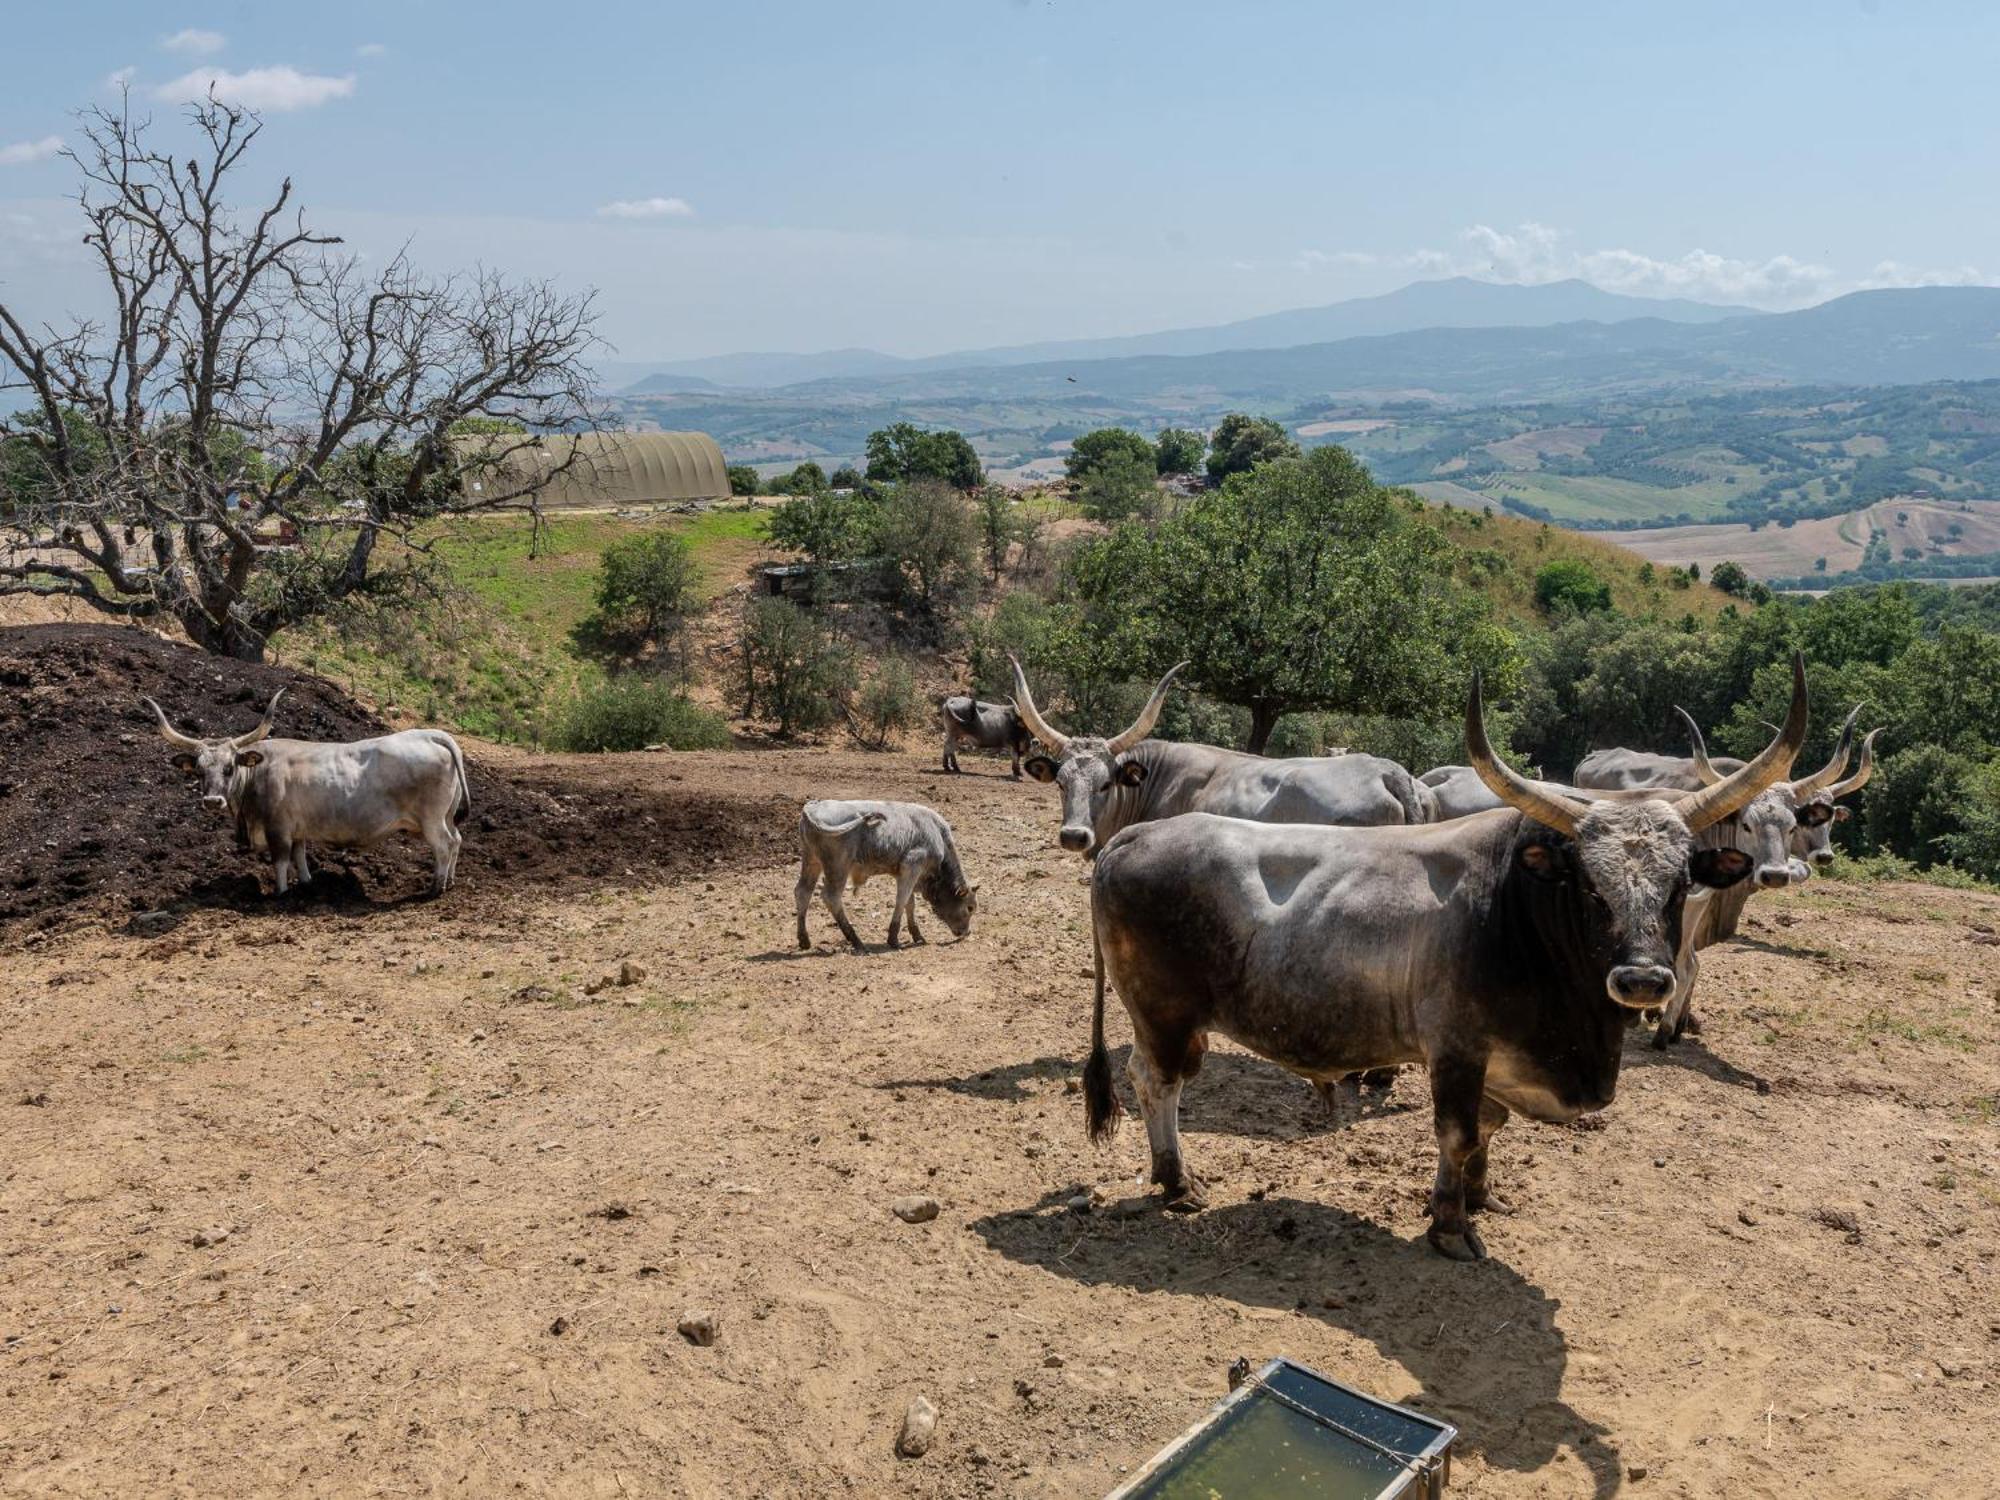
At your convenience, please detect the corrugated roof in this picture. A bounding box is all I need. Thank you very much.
[464,430,730,508]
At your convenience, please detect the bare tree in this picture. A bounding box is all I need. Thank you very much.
[0,95,601,660]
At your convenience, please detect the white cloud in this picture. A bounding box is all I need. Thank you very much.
[104,65,138,88]
[1274,223,1985,310]
[356,42,388,58]
[160,28,226,56]
[153,65,356,112]
[0,135,63,166]
[597,196,696,221]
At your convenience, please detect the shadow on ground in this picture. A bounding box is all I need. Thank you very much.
[969,1191,1624,1498]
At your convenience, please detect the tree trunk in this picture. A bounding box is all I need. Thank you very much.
[1246,702,1282,756]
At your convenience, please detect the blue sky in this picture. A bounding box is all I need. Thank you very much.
[2,1,1995,360]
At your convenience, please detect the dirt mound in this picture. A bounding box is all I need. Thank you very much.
[0,624,796,933]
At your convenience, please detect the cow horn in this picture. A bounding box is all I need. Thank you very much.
[1107,661,1188,755]
[1674,706,1725,787]
[1006,655,1069,754]
[1671,652,1808,833]
[1829,727,1881,800]
[1465,671,1588,837]
[141,696,204,751]
[1791,702,1866,796]
[232,688,286,749]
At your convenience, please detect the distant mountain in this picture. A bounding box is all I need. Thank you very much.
[786,287,2000,407]
[613,278,1755,391]
[620,371,720,394]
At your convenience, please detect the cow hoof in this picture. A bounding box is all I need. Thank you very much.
[1164,1179,1209,1213]
[1426,1223,1487,1261]
[1682,1012,1703,1036]
[1651,1024,1674,1050]
[797,936,810,951]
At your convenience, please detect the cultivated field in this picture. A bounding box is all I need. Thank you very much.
[1615,499,2000,581]
[3,732,1997,1497]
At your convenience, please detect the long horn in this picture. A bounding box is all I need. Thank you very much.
[1107,661,1188,755]
[1673,706,1724,787]
[1006,654,1069,754]
[1466,670,1589,837]
[1671,652,1808,833]
[1792,702,1865,796]
[141,696,204,751]
[232,688,286,749]
[1829,727,1881,800]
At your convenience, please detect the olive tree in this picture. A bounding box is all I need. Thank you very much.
[0,96,600,661]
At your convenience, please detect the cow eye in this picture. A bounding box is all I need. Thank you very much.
[1799,804,1833,827]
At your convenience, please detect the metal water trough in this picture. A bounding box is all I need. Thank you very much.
[1106,1358,1457,1500]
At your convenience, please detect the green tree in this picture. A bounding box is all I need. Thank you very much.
[828,464,864,490]
[1709,560,1751,596]
[742,597,853,735]
[864,422,983,490]
[776,461,829,496]
[876,480,978,618]
[1079,447,1517,752]
[576,531,701,672]
[1065,427,1156,484]
[1076,446,1159,522]
[765,489,881,566]
[1154,426,1205,476]
[975,486,1026,581]
[1533,558,1613,616]
[1204,413,1300,484]
[726,464,760,496]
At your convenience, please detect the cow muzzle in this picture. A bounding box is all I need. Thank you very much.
[1058,826,1093,854]
[201,794,228,813]
[1606,964,1677,1009]
[1808,848,1835,868]
[1753,863,1794,890]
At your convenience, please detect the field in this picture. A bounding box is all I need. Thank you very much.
[1616,499,2000,582]
[3,631,1998,1494]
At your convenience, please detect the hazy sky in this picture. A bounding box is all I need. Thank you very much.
[3,1,1995,361]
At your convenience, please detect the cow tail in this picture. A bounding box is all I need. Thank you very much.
[1083,889,1122,1144]
[449,737,471,825]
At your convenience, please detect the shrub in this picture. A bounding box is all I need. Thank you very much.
[766,489,881,565]
[1065,427,1157,484]
[1154,426,1205,476]
[876,480,978,618]
[1076,446,1159,522]
[1533,558,1612,616]
[552,678,732,752]
[574,531,700,670]
[852,657,925,749]
[742,597,853,735]
[726,464,760,496]
[1204,413,1299,482]
[1861,744,1977,868]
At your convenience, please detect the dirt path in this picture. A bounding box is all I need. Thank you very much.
[2,747,1996,1497]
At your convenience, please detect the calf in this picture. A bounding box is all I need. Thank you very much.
[795,799,977,951]
[940,696,1034,778]
[146,692,470,895]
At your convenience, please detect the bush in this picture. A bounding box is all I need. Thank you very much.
[1204,413,1299,483]
[551,677,732,752]
[1533,558,1612,616]
[766,489,881,565]
[1154,426,1205,476]
[865,422,983,490]
[1710,559,1752,596]
[1861,744,1977,868]
[852,657,925,749]
[876,480,978,618]
[1065,427,1157,484]
[574,531,700,669]
[742,597,853,735]
[727,464,760,496]
[1076,446,1159,522]
[775,461,829,496]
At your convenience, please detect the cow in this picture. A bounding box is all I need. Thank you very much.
[144,691,470,896]
[939,695,1034,778]
[1008,656,1434,856]
[1080,655,1807,1261]
[794,799,976,951]
[1419,763,1506,819]
[1664,705,1875,875]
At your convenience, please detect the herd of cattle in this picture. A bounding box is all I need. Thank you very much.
[143,653,1877,1262]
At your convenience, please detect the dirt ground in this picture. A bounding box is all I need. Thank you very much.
[3,738,1998,1498]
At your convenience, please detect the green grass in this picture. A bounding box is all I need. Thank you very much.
[1820,851,1998,893]
[1479,472,1744,524]
[282,506,772,746]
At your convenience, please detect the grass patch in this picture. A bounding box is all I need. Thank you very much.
[637,994,704,1036]
[1851,1007,1977,1051]
[550,677,733,752]
[1821,852,1999,892]
[161,1045,208,1065]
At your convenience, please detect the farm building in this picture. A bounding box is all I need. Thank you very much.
[463,430,731,510]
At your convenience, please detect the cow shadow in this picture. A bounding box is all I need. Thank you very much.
[968,1192,1623,1497]
[1728,936,1832,962]
[1623,1032,1773,1092]
[175,866,434,919]
[875,1044,1414,1136]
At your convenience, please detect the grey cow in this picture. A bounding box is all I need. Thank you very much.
[1082,658,1806,1260]
[1009,656,1433,856]
[146,691,470,895]
[794,799,977,951]
[940,695,1034,778]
